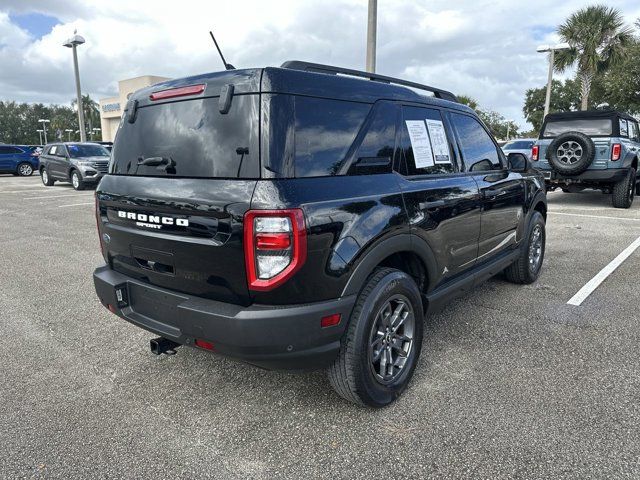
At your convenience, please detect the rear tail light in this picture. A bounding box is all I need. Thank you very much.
[531,145,539,161]
[611,143,621,161]
[150,84,205,101]
[195,339,215,351]
[244,209,307,291]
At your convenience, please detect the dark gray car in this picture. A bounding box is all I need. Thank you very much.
[39,143,110,190]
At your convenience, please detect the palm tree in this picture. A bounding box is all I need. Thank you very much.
[457,95,479,110]
[71,94,101,139]
[554,5,633,110]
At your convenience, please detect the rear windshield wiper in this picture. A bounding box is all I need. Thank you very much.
[131,156,176,174]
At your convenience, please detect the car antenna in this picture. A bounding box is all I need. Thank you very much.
[209,31,235,70]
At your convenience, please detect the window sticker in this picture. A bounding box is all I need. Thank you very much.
[425,119,450,163]
[405,120,434,168]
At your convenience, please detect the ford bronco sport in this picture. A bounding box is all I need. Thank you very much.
[93,61,547,407]
[532,110,640,208]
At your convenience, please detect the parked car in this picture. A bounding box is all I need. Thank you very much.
[532,110,640,208]
[95,141,113,152]
[39,142,110,190]
[0,144,40,176]
[93,61,547,407]
[502,138,536,160]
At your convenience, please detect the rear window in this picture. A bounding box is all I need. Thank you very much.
[111,95,259,178]
[503,140,534,149]
[543,118,612,137]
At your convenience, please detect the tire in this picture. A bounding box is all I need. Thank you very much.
[327,268,424,407]
[504,211,545,284]
[41,168,54,186]
[547,131,595,176]
[612,168,635,209]
[70,170,84,191]
[17,162,33,176]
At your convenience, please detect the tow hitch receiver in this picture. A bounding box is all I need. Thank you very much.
[150,337,181,355]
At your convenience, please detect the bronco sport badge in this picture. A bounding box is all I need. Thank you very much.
[117,210,189,229]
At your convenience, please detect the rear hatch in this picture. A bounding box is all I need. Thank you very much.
[96,69,262,306]
[535,115,616,170]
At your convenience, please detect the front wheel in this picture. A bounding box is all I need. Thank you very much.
[504,211,545,284]
[71,170,84,191]
[612,168,635,209]
[41,168,54,186]
[17,162,34,176]
[327,268,424,407]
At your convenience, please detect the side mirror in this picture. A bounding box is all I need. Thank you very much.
[507,152,529,172]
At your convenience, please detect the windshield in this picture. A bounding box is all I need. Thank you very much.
[543,119,612,137]
[68,144,110,158]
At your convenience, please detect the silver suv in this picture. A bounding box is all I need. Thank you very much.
[39,143,110,190]
[532,110,640,208]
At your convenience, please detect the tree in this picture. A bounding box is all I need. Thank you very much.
[457,95,479,110]
[522,78,605,132]
[71,94,101,140]
[477,110,519,140]
[555,5,634,110]
[602,39,640,114]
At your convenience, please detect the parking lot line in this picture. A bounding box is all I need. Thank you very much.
[568,235,640,306]
[549,212,640,222]
[58,202,94,208]
[23,193,94,200]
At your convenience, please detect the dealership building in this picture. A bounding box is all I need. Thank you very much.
[99,75,170,141]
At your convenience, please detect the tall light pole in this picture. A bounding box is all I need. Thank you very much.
[38,119,50,144]
[537,43,571,121]
[63,31,87,142]
[365,0,377,73]
[37,129,43,145]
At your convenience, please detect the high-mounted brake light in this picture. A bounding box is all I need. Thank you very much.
[531,145,539,161]
[149,84,206,101]
[611,143,621,161]
[244,209,307,291]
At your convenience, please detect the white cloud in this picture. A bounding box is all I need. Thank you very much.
[0,0,639,128]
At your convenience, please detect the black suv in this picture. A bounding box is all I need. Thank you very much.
[93,62,547,407]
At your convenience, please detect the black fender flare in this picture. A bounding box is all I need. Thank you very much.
[340,233,439,297]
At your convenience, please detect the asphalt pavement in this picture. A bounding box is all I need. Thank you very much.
[1,175,639,479]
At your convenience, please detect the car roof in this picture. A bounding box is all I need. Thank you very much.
[130,64,474,115]
[545,110,637,122]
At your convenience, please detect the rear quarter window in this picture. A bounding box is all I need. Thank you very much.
[293,97,370,177]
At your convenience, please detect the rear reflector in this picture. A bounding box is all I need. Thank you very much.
[150,84,205,101]
[321,313,341,328]
[531,145,539,161]
[195,339,215,351]
[611,143,621,161]
[107,304,116,313]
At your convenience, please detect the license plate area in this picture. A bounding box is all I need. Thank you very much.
[128,283,185,325]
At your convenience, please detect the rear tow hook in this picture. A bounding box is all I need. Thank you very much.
[150,337,181,356]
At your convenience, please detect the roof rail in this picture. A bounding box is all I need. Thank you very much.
[281,60,458,103]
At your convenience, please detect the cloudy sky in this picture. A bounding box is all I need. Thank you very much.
[1,0,639,128]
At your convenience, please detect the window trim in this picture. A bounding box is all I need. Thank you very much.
[446,110,506,173]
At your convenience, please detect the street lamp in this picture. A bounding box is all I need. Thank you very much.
[36,129,44,145]
[63,30,87,142]
[365,0,377,73]
[537,42,571,120]
[38,119,50,144]
[65,129,73,141]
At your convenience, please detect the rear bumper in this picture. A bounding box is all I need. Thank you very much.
[539,167,629,184]
[93,265,355,370]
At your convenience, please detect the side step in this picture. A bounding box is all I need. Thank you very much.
[150,337,181,355]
